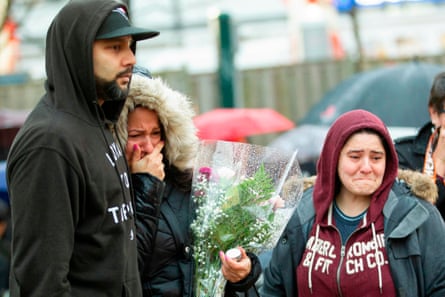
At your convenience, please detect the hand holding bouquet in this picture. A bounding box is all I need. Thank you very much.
[191,140,303,296]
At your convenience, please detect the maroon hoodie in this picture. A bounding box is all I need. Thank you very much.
[297,110,398,296]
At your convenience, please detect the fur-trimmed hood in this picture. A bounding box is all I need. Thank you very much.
[303,169,438,204]
[116,74,199,171]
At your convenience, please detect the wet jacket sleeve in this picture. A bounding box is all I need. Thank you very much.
[132,173,165,273]
[419,204,445,296]
[8,151,78,296]
[394,199,445,297]
[384,187,445,297]
[224,252,262,297]
[261,237,295,297]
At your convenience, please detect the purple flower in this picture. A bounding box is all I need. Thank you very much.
[198,167,212,182]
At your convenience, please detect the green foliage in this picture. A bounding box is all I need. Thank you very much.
[191,164,277,296]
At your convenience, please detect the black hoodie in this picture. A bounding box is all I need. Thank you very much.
[6,1,142,296]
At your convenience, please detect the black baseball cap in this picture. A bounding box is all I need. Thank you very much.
[96,7,159,41]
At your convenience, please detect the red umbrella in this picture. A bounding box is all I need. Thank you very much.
[194,108,295,141]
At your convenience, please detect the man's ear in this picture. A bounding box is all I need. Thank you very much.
[429,106,440,128]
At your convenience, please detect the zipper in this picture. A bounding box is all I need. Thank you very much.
[335,224,360,297]
[336,244,345,297]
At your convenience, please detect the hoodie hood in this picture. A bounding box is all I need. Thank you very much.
[116,74,199,171]
[45,0,148,124]
[313,109,399,225]
[304,168,437,204]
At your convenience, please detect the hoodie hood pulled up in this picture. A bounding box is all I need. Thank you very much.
[296,110,399,296]
[313,109,399,225]
[45,0,140,124]
[116,74,199,171]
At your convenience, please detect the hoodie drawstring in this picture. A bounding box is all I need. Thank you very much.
[307,224,320,294]
[371,222,383,294]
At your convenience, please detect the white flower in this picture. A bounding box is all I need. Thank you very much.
[190,141,303,297]
[216,166,236,180]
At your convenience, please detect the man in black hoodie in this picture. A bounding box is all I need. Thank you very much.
[6,1,158,296]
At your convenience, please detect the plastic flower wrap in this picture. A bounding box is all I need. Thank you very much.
[191,140,303,296]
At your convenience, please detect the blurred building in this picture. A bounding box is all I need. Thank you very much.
[2,0,444,79]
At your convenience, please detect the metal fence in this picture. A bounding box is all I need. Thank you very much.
[2,54,445,130]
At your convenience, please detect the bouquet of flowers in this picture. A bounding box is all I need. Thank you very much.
[191,140,303,296]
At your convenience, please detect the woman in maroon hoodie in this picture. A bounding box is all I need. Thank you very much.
[230,109,445,296]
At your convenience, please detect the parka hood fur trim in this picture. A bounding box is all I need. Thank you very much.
[303,169,438,204]
[117,74,199,171]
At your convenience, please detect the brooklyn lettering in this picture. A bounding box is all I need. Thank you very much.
[121,171,130,189]
[106,142,123,167]
[108,202,134,224]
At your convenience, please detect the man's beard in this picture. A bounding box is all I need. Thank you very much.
[95,76,128,102]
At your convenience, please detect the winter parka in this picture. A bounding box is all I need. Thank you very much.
[117,74,198,296]
[116,74,263,297]
[260,169,445,297]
